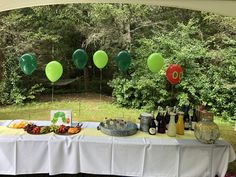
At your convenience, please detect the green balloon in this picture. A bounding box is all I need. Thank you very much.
[147,53,164,73]
[19,53,37,75]
[93,50,108,69]
[117,51,131,72]
[72,49,88,70]
[45,61,63,83]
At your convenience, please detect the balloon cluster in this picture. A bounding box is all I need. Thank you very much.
[19,50,183,85]
[147,53,183,85]
[19,53,63,83]
[72,49,131,72]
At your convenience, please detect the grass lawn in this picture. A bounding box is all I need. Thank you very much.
[0,93,143,123]
[215,119,236,173]
[0,93,235,173]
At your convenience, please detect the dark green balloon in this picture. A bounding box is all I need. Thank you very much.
[72,49,88,70]
[116,51,131,72]
[19,53,37,75]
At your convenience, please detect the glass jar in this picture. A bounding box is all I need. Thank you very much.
[139,113,153,132]
[176,112,184,135]
[194,111,220,144]
[167,112,176,137]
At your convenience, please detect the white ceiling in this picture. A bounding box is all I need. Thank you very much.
[0,0,235,17]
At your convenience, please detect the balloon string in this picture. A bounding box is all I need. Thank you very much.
[152,77,155,116]
[100,69,102,101]
[52,83,54,102]
[78,101,81,121]
[171,84,174,100]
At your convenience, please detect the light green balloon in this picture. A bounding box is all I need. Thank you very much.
[147,53,164,73]
[45,61,63,83]
[93,50,108,69]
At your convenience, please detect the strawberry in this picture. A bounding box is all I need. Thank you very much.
[59,125,66,133]
[32,126,41,134]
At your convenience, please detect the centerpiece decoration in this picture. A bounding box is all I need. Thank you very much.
[50,110,72,126]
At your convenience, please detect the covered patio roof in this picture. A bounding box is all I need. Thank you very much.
[0,0,235,17]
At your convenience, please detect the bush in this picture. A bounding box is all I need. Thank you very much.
[109,17,236,117]
[0,48,44,105]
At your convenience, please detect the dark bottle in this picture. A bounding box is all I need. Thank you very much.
[191,108,198,131]
[165,106,170,129]
[158,111,166,134]
[183,106,190,130]
[174,107,179,123]
[148,118,157,135]
[155,106,161,128]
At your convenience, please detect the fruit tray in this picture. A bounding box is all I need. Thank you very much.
[24,124,51,135]
[24,123,82,135]
[27,126,51,135]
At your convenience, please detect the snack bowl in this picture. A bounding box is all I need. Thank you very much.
[98,118,138,136]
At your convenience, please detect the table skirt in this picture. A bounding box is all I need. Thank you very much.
[0,121,235,177]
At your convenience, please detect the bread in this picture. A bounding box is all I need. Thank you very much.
[68,127,80,134]
[9,120,29,129]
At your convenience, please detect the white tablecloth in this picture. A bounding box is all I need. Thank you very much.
[0,121,235,177]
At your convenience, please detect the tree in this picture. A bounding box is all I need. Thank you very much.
[0,4,235,119]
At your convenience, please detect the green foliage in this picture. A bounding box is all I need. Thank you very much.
[109,72,171,112]
[0,4,235,120]
[0,48,45,105]
[110,15,236,118]
[0,48,24,104]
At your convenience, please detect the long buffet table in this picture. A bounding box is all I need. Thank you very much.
[0,120,235,177]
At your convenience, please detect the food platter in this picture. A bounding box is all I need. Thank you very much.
[54,126,81,135]
[26,126,51,135]
[24,124,51,135]
[98,118,138,137]
[50,124,82,135]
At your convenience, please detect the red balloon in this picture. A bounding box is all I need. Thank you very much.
[166,64,183,85]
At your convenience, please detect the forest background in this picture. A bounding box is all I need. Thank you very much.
[0,4,235,120]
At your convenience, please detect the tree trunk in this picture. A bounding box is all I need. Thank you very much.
[125,22,132,51]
